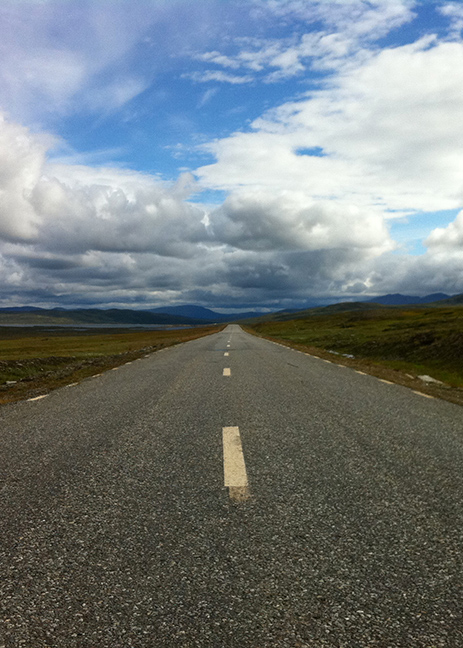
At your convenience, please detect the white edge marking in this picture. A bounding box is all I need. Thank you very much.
[378,378,394,385]
[413,390,434,399]
[28,395,48,402]
[67,382,79,387]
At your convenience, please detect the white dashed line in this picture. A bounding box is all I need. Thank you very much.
[378,378,394,385]
[356,370,366,375]
[223,368,231,376]
[27,395,48,402]
[222,426,249,501]
[67,382,79,387]
[224,352,229,356]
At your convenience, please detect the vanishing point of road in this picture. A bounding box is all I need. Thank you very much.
[1,325,462,647]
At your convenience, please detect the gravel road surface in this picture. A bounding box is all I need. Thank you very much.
[1,325,462,647]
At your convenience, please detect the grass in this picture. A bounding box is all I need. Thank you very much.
[246,306,463,393]
[0,325,224,405]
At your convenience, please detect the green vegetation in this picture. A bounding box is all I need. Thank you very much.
[247,306,463,388]
[0,325,223,404]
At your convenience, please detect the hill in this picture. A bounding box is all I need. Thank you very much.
[0,308,206,327]
[367,293,450,306]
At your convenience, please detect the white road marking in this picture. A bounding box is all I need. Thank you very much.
[413,390,434,399]
[223,368,231,376]
[356,370,366,375]
[222,426,249,501]
[224,352,229,356]
[111,367,119,371]
[378,378,394,385]
[227,344,230,348]
[27,395,48,402]
[67,382,79,387]
[92,373,102,378]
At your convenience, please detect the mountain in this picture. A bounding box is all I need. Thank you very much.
[367,293,450,306]
[150,304,267,321]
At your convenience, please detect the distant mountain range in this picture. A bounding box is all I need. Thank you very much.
[0,305,267,326]
[0,293,461,327]
[149,304,266,321]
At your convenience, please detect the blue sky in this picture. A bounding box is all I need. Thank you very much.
[1,0,463,310]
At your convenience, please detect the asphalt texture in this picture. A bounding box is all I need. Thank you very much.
[1,324,462,647]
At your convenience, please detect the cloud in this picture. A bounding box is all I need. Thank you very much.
[208,191,392,253]
[197,38,463,213]
[0,115,52,241]
[252,0,415,40]
[0,113,210,274]
[440,2,463,39]
[425,210,463,249]
[0,1,153,120]
[184,71,254,84]
[187,0,416,83]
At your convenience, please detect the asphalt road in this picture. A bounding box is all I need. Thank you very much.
[1,324,462,647]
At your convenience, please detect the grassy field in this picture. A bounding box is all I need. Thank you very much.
[246,306,463,401]
[0,325,223,405]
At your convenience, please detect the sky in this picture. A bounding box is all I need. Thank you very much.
[1,0,463,312]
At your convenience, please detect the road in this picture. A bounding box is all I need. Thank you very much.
[1,324,462,647]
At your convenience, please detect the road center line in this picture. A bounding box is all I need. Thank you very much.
[222,426,249,501]
[223,368,231,376]
[224,352,229,356]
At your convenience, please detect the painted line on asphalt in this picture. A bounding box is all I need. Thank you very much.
[111,367,119,371]
[92,373,102,378]
[356,370,366,375]
[222,426,249,501]
[378,378,394,385]
[67,382,79,387]
[413,391,434,399]
[224,352,229,356]
[223,368,231,376]
[27,395,48,402]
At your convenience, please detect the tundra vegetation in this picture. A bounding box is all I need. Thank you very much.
[246,306,463,405]
[0,325,223,405]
